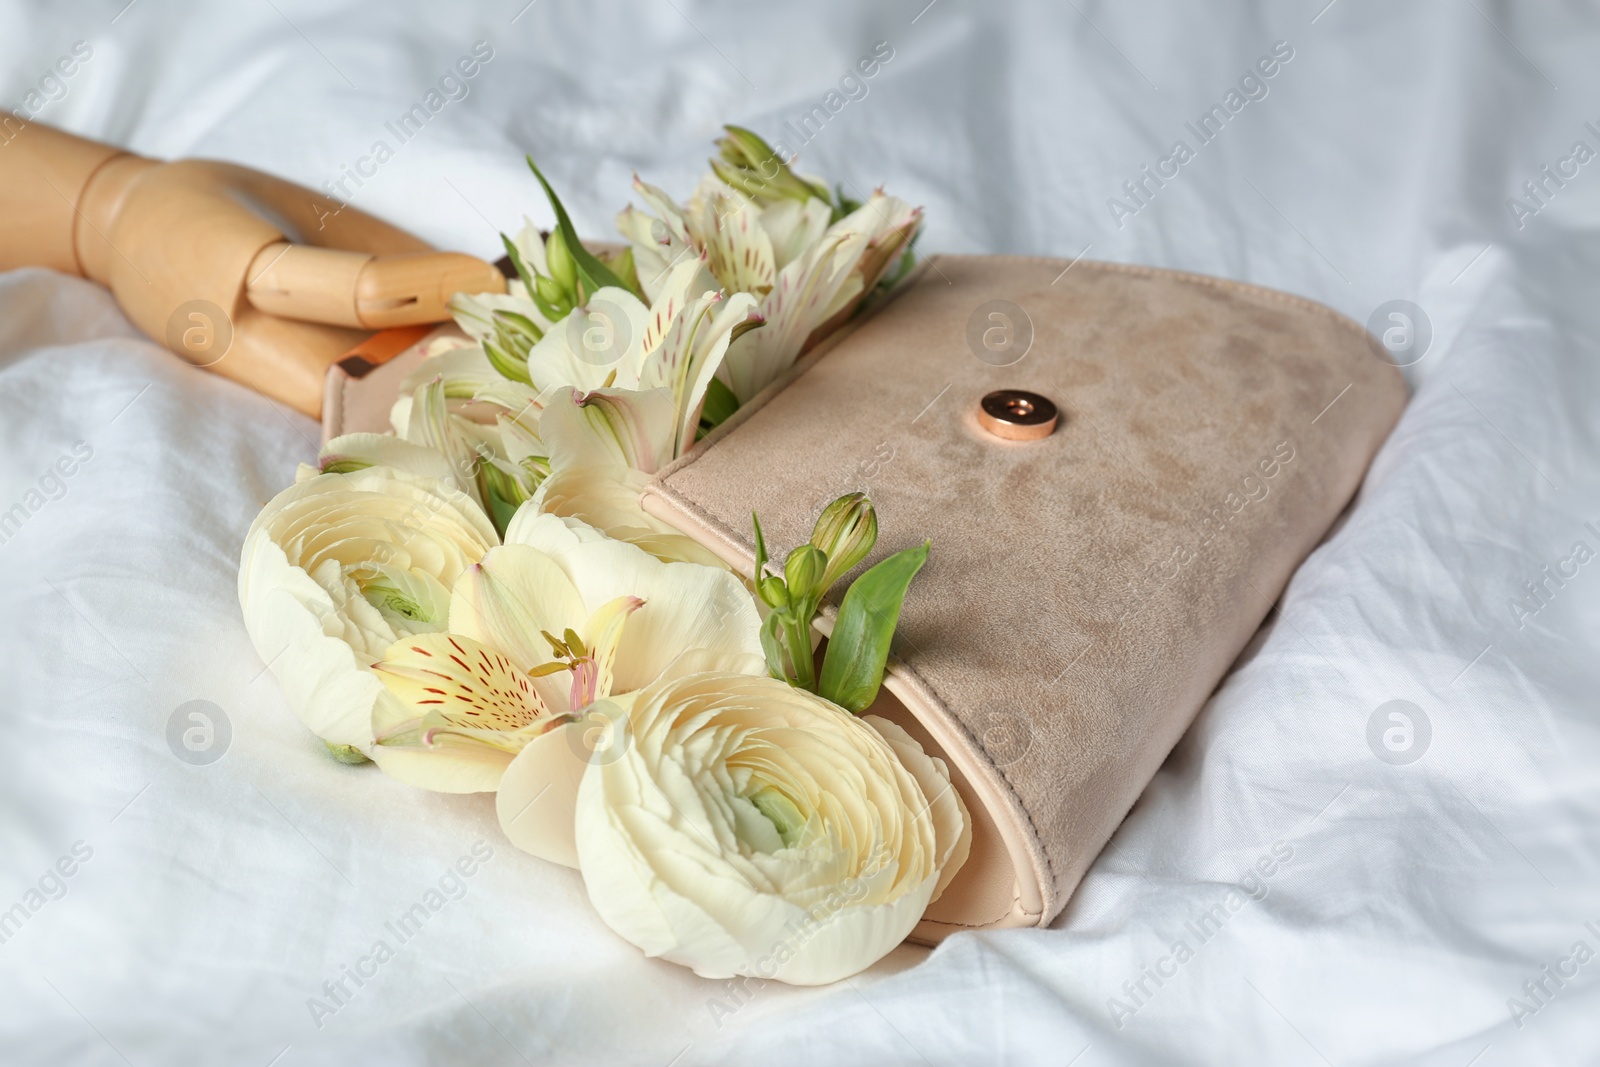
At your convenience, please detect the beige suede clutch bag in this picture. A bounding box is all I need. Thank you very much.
[638,255,1406,942]
[325,254,1405,943]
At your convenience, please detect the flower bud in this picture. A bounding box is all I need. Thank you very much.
[757,575,790,610]
[324,741,371,764]
[810,493,877,590]
[484,311,537,384]
[535,272,574,317]
[598,246,639,296]
[492,309,542,357]
[783,544,827,603]
[545,228,578,290]
[711,125,824,205]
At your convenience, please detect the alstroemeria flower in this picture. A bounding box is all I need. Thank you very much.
[520,257,760,457]
[238,466,499,756]
[572,672,971,985]
[383,342,548,531]
[369,513,763,795]
[499,260,760,562]
[618,172,922,402]
[708,125,834,209]
[722,191,920,402]
[527,459,730,570]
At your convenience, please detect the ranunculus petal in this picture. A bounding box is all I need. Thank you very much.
[864,715,972,904]
[239,532,390,750]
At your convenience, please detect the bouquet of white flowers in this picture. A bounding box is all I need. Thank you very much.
[239,129,967,984]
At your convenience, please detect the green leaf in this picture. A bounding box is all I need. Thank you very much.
[525,155,627,300]
[759,611,787,681]
[499,233,541,300]
[752,511,770,578]
[529,290,563,327]
[699,377,741,432]
[817,541,929,713]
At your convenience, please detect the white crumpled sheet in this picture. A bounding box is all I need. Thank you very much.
[3,1,1598,1063]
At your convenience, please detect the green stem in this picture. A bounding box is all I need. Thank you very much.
[781,612,816,691]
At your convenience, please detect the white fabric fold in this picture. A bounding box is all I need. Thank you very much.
[2,2,1598,1063]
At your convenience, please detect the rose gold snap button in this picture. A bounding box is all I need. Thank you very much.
[978,390,1058,441]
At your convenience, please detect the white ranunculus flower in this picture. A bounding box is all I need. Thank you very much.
[574,672,970,985]
[371,513,763,801]
[238,466,499,756]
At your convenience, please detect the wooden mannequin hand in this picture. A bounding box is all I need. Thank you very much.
[0,121,506,417]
